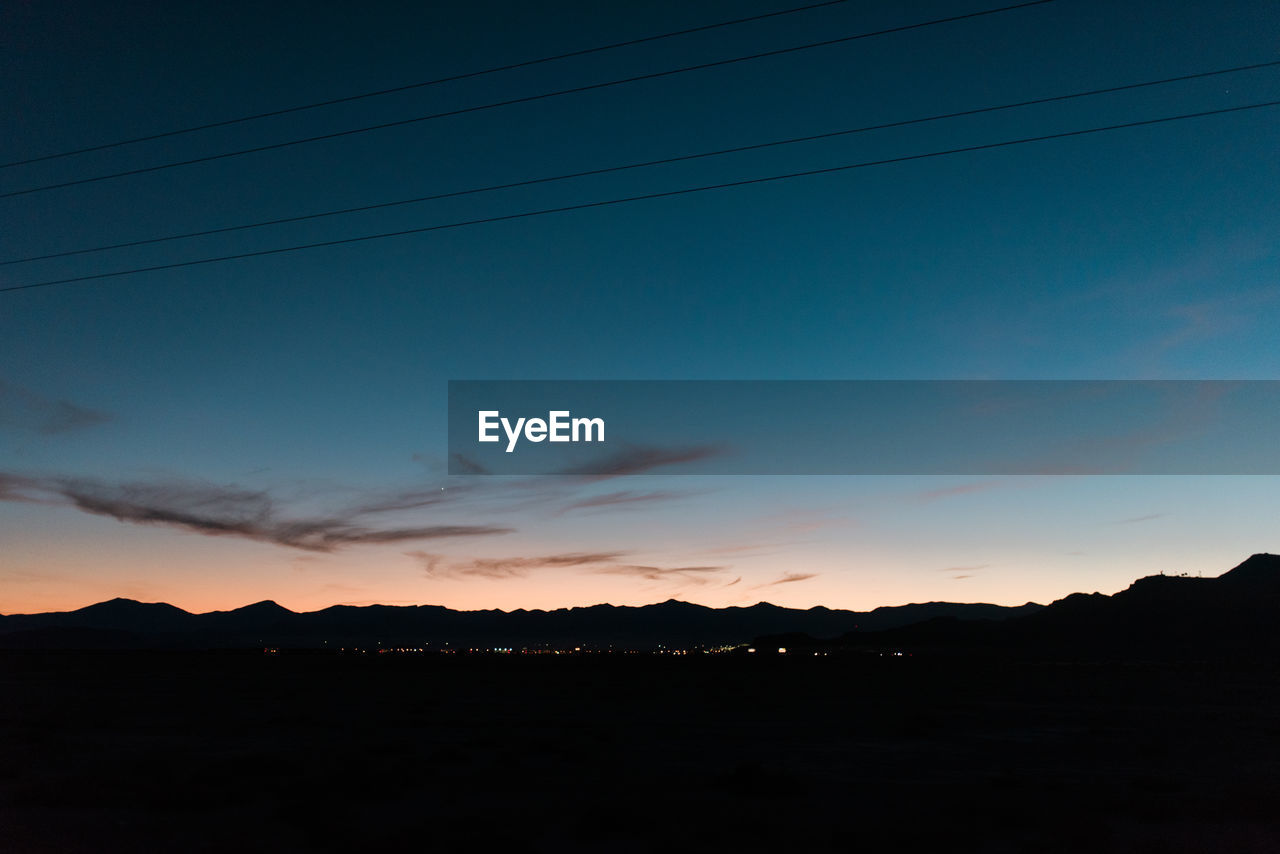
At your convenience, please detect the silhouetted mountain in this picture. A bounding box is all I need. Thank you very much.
[17,597,195,633]
[8,554,1275,654]
[0,593,1040,650]
[855,601,1043,629]
[830,553,1280,658]
[1216,551,1280,590]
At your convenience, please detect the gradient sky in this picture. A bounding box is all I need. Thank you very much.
[2,0,1278,614]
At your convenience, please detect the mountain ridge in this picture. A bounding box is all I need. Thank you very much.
[0,593,1043,649]
[812,553,1280,657]
[3,554,1274,652]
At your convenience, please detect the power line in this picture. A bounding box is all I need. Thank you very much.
[5,59,1274,267]
[4,99,1274,296]
[0,1,1053,200]
[1,0,854,169]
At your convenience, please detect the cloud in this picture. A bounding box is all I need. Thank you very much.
[555,444,723,478]
[557,489,690,514]
[448,453,489,475]
[752,571,818,589]
[1056,230,1278,371]
[1109,513,1165,525]
[1,438,726,554]
[345,485,479,515]
[412,547,737,589]
[944,564,988,580]
[1131,273,1280,371]
[591,564,732,587]
[0,472,50,503]
[911,480,1008,503]
[593,563,726,579]
[0,380,112,436]
[1,473,514,552]
[409,551,626,580]
[1005,383,1235,475]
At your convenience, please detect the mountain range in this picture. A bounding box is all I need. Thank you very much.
[0,593,1041,649]
[789,552,1280,658]
[1,553,1275,653]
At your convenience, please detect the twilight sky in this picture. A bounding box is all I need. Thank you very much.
[2,0,1278,614]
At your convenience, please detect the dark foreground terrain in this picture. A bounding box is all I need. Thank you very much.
[3,651,1278,853]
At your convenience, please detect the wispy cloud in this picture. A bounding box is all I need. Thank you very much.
[1109,513,1165,525]
[751,571,818,589]
[0,472,51,503]
[591,564,729,586]
[911,480,1009,503]
[1118,241,1280,371]
[2,441,723,553]
[447,453,488,475]
[345,485,479,515]
[0,380,112,436]
[409,551,626,580]
[557,489,691,514]
[410,549,737,589]
[940,564,989,573]
[1150,299,1245,361]
[1020,231,1280,375]
[1014,384,1234,475]
[555,444,723,478]
[0,473,514,552]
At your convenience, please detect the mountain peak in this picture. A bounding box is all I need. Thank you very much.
[1217,553,1280,586]
[655,599,701,609]
[237,600,294,614]
[79,598,189,615]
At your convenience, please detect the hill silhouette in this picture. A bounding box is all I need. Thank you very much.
[5,554,1276,654]
[0,593,1040,650]
[812,553,1280,658]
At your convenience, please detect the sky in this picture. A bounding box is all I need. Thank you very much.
[1,0,1278,614]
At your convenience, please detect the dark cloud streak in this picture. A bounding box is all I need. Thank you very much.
[409,551,626,579]
[0,380,112,436]
[2,474,513,552]
[557,489,690,514]
[591,564,729,586]
[555,444,724,478]
[751,571,818,589]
